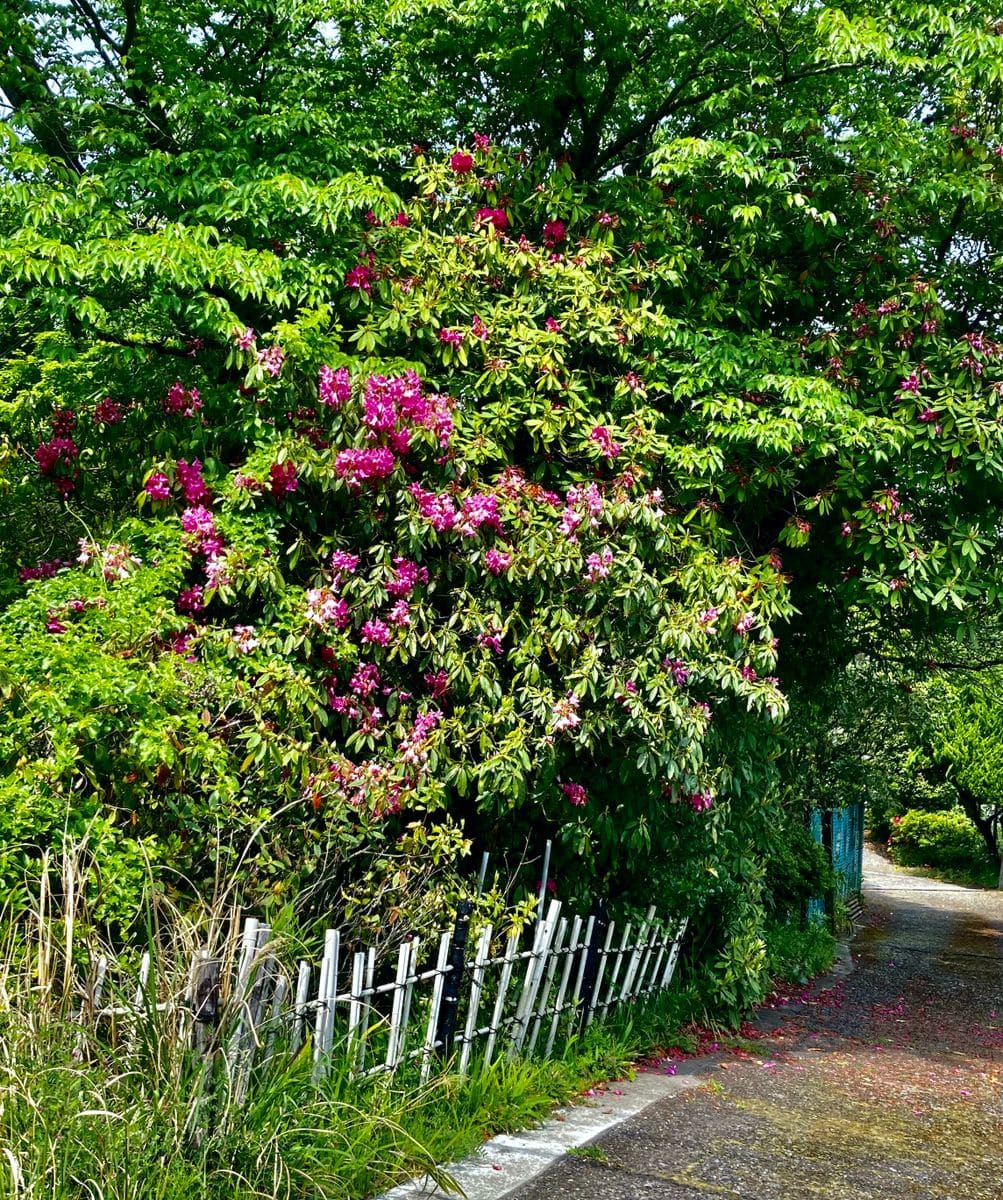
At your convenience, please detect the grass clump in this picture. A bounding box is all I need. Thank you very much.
[763,918,837,985]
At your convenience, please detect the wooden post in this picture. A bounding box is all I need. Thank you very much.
[435,900,472,1060]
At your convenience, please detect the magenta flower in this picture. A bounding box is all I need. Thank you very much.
[479,632,503,654]
[388,600,411,626]
[917,408,939,423]
[235,326,256,350]
[458,493,502,536]
[544,317,562,333]
[45,616,67,635]
[387,557,429,597]
[361,618,391,646]
[318,365,352,408]
[476,206,508,233]
[269,461,299,495]
[177,585,205,615]
[561,782,588,806]
[350,661,381,697]
[471,315,489,341]
[145,472,171,502]
[163,381,201,417]
[585,548,614,582]
[663,658,690,686]
[232,625,259,653]
[450,151,474,174]
[330,549,361,580]
[94,396,123,424]
[176,458,209,503]
[734,612,756,635]
[473,132,490,152]
[424,669,450,698]
[335,446,396,487]
[542,219,566,248]
[589,425,621,458]
[345,264,374,294]
[438,327,464,346]
[484,548,512,574]
[689,791,713,813]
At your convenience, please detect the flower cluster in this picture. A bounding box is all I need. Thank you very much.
[163,381,202,418]
[561,782,588,806]
[589,425,622,458]
[551,691,581,733]
[585,548,614,582]
[77,539,141,581]
[319,365,352,408]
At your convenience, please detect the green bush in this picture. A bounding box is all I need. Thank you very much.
[762,817,834,918]
[764,918,837,985]
[888,808,990,870]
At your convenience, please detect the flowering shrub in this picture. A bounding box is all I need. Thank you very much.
[888,809,989,870]
[3,128,1003,1004]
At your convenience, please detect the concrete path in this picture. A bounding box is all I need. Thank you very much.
[488,847,1003,1200]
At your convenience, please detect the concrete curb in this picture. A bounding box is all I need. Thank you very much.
[376,1069,702,1200]
[376,933,860,1200]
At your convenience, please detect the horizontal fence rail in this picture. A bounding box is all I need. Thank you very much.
[71,898,689,1100]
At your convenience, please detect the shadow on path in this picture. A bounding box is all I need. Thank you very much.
[503,849,1003,1199]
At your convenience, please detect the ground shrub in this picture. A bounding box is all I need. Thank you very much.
[763,918,837,985]
[762,817,834,917]
[888,808,990,871]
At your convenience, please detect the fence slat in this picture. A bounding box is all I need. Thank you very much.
[526,915,567,1055]
[458,923,493,1075]
[483,928,520,1066]
[545,914,582,1057]
[419,932,452,1082]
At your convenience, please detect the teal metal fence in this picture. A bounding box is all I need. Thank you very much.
[808,801,864,921]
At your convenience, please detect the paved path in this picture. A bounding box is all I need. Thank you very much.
[500,848,1003,1200]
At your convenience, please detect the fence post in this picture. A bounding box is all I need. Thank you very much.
[821,808,836,934]
[576,896,608,1033]
[435,900,472,1060]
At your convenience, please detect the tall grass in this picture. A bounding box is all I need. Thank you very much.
[0,851,698,1200]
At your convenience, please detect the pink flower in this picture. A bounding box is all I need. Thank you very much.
[561,782,588,806]
[542,219,566,247]
[361,618,391,646]
[480,632,503,654]
[475,207,508,233]
[898,373,921,394]
[345,264,374,294]
[551,691,581,733]
[145,472,171,502]
[363,377,399,431]
[318,365,352,408]
[698,607,719,630]
[94,396,123,424]
[45,616,67,635]
[235,326,256,351]
[545,317,562,333]
[734,612,756,635]
[257,346,285,377]
[330,550,361,581]
[438,327,464,346]
[473,131,490,152]
[388,600,411,626]
[450,151,474,174]
[471,315,489,341]
[335,446,396,487]
[585,548,614,582]
[176,458,209,503]
[589,425,621,458]
[306,588,350,629]
[163,381,201,417]
[269,461,299,495]
[387,557,429,597]
[177,585,205,615]
[410,484,457,531]
[350,662,381,696]
[181,505,216,539]
[689,791,714,813]
[917,408,939,423]
[458,493,502,536]
[391,211,410,227]
[484,548,512,574]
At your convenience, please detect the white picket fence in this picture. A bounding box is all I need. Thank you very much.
[79,899,688,1090]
